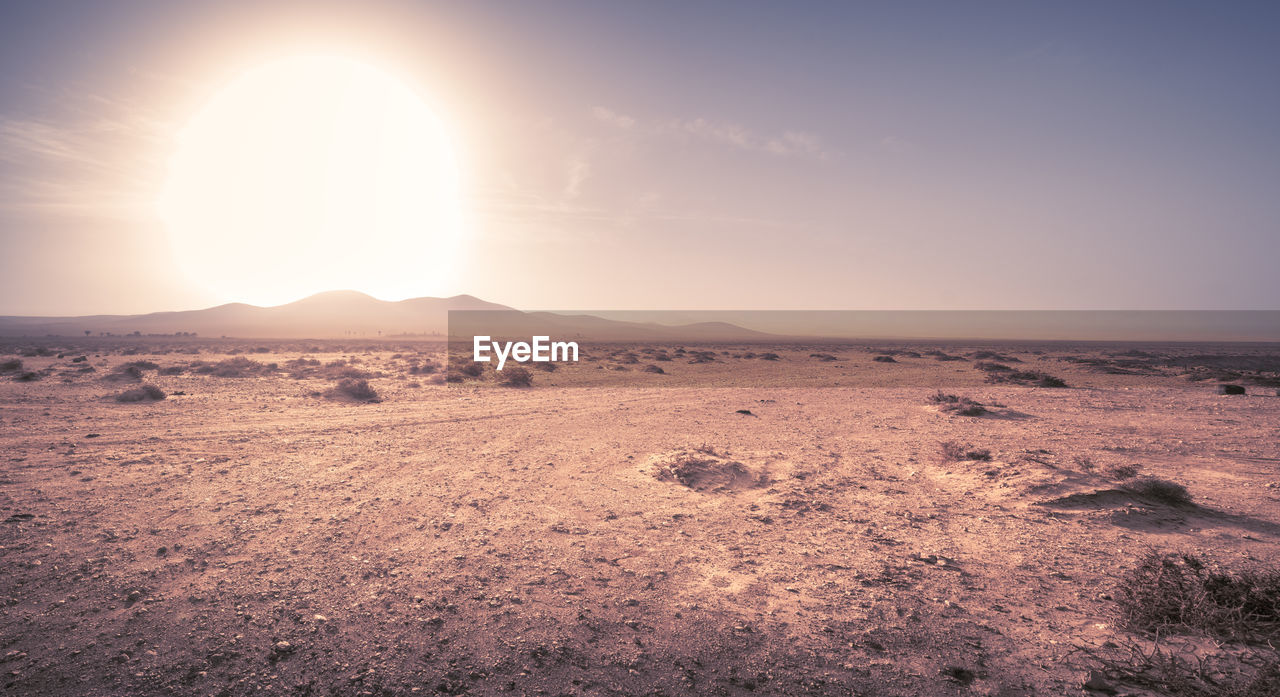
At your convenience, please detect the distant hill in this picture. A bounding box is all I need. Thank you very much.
[0,291,777,341]
[5,295,1275,342]
[0,291,510,338]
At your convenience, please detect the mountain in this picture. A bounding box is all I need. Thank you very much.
[0,291,777,341]
[0,291,511,338]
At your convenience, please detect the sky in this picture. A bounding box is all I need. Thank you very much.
[1,0,1278,315]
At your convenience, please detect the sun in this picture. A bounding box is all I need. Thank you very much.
[159,55,462,307]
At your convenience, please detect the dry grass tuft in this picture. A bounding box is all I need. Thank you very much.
[1124,477,1192,506]
[499,366,533,387]
[191,356,278,378]
[939,441,992,463]
[115,384,166,402]
[1080,639,1280,697]
[928,392,988,416]
[326,378,381,403]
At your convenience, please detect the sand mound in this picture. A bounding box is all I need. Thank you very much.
[648,448,767,493]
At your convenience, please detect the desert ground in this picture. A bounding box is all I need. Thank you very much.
[2,339,1280,696]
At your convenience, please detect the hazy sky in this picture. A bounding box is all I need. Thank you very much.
[2,1,1278,315]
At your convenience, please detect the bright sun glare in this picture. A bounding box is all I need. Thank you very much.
[159,55,461,307]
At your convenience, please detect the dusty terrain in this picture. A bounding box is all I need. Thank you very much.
[2,339,1280,696]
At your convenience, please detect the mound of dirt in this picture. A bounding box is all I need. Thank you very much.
[648,448,766,492]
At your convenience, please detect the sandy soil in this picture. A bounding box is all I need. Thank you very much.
[2,340,1279,695]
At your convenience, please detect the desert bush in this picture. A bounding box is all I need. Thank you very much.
[809,353,839,362]
[535,361,558,372]
[970,350,1020,362]
[0,359,23,373]
[1082,640,1280,697]
[974,361,1013,372]
[687,351,717,364]
[642,364,665,374]
[191,356,277,377]
[499,366,533,387]
[1116,551,1280,640]
[460,361,485,377]
[650,447,761,492]
[939,441,992,463]
[1125,477,1192,505]
[106,364,145,381]
[115,384,166,402]
[928,392,988,416]
[408,360,438,375]
[758,353,780,361]
[326,378,380,403]
[1108,463,1141,479]
[122,360,160,371]
[872,355,897,363]
[15,371,41,382]
[981,366,1067,387]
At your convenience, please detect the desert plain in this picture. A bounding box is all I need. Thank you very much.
[2,338,1280,696]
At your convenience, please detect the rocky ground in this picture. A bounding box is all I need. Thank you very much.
[2,339,1279,696]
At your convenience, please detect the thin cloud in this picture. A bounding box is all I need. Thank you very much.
[0,89,170,218]
[593,105,829,160]
[591,106,636,129]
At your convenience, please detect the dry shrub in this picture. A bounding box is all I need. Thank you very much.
[103,364,144,382]
[460,361,485,377]
[940,441,992,463]
[191,356,277,377]
[500,366,533,387]
[980,364,1068,387]
[408,360,438,375]
[928,392,988,416]
[1082,640,1280,697]
[642,364,665,374]
[1,359,24,373]
[970,350,1021,362]
[327,378,380,403]
[872,355,897,363]
[1125,477,1192,506]
[650,447,762,492]
[1116,551,1280,640]
[115,384,166,402]
[122,360,159,371]
[1108,463,1141,480]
